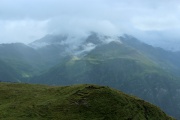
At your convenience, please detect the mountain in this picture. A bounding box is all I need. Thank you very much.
[29,34,76,68]
[0,82,174,120]
[29,34,68,49]
[120,35,180,76]
[1,33,180,119]
[0,59,21,82]
[0,42,68,80]
[30,34,180,119]
[0,43,44,79]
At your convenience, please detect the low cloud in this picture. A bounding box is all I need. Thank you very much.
[0,19,49,43]
[47,17,120,36]
[1,0,180,44]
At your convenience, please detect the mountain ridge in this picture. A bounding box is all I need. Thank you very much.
[0,82,174,120]
[0,33,180,119]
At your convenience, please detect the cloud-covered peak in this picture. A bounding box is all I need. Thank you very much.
[1,0,180,47]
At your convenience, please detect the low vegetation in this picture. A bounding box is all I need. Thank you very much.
[0,82,174,120]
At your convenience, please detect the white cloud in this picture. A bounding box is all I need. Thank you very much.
[132,16,180,31]
[0,19,49,43]
[47,17,120,36]
[1,0,180,44]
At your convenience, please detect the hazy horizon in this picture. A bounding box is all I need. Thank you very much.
[1,0,180,48]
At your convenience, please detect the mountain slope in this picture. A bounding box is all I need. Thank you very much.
[1,33,180,119]
[121,35,180,76]
[0,43,43,78]
[0,42,67,80]
[0,59,21,82]
[31,40,180,119]
[0,83,174,120]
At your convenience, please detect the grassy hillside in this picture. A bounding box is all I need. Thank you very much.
[1,34,180,119]
[120,35,180,76]
[0,82,174,120]
[0,42,72,81]
[31,41,180,119]
[0,43,44,79]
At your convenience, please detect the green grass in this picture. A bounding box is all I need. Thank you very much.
[0,82,174,120]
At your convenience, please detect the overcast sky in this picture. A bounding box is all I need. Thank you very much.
[1,0,180,44]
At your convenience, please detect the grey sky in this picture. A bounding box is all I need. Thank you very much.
[0,0,180,44]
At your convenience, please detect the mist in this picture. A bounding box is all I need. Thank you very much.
[1,0,180,48]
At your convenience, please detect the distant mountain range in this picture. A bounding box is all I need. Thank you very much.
[0,32,180,119]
